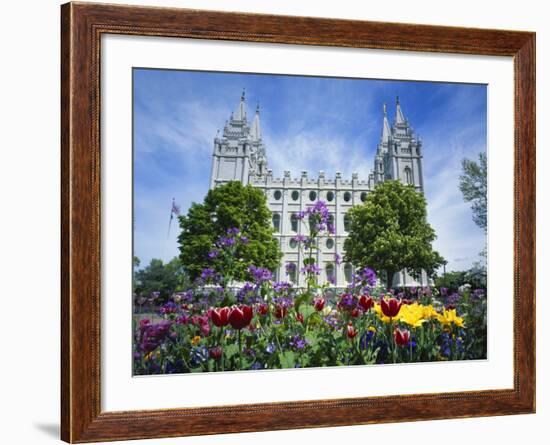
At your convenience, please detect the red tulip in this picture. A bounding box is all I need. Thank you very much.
[346,323,358,339]
[394,328,411,347]
[296,312,304,323]
[209,346,223,360]
[313,297,325,311]
[210,307,230,327]
[380,297,402,318]
[351,308,360,318]
[257,303,269,315]
[358,295,374,311]
[274,304,288,319]
[228,305,253,330]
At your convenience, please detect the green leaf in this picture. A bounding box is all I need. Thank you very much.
[278,351,296,369]
[224,343,239,360]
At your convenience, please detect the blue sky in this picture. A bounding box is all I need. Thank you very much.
[133,68,487,272]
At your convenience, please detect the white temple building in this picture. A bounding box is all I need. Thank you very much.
[209,91,428,288]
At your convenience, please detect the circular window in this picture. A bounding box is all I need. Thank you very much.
[343,191,351,202]
[309,191,317,201]
[326,191,334,202]
[360,192,367,202]
[326,238,334,249]
[289,239,298,249]
[274,190,282,200]
[291,190,300,201]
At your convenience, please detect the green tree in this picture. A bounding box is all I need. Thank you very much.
[459,152,487,231]
[344,180,444,290]
[177,181,281,281]
[133,257,189,300]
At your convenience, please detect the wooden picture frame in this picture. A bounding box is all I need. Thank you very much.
[61,2,535,442]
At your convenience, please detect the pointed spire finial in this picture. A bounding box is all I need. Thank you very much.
[256,102,260,113]
[241,88,246,101]
[383,103,387,116]
[396,95,400,105]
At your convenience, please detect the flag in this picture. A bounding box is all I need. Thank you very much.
[168,198,180,237]
[170,199,181,220]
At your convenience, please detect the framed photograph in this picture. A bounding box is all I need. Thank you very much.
[61,2,535,442]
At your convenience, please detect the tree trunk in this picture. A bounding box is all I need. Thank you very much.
[386,270,395,291]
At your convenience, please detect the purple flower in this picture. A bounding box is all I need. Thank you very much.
[248,265,273,284]
[266,343,276,354]
[218,236,236,247]
[226,227,240,235]
[176,313,190,324]
[447,292,460,305]
[292,234,307,243]
[208,249,220,259]
[358,267,377,287]
[471,288,485,299]
[240,236,249,244]
[159,301,178,315]
[200,267,216,281]
[237,282,256,302]
[440,287,448,297]
[337,293,357,311]
[334,253,342,266]
[289,335,308,350]
[300,264,321,275]
[273,281,292,293]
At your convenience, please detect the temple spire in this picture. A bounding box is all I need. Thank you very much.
[395,96,406,125]
[234,88,247,121]
[381,103,391,143]
[251,103,262,140]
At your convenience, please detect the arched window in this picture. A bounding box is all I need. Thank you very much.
[287,263,297,283]
[344,213,351,232]
[290,213,299,232]
[272,213,281,232]
[325,263,335,283]
[404,167,412,184]
[274,190,282,200]
[344,264,353,283]
[309,214,316,231]
[326,191,335,202]
[343,191,351,202]
[328,214,335,226]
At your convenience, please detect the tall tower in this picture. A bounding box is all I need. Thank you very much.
[373,97,424,192]
[209,91,267,189]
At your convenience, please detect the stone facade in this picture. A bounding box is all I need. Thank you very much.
[209,91,428,287]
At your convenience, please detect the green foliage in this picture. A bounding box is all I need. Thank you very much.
[177,181,282,281]
[344,180,444,289]
[435,268,486,291]
[459,152,487,231]
[133,257,189,300]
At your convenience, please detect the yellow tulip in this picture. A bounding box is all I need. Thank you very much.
[436,309,465,328]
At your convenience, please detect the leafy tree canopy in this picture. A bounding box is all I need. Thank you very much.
[177,181,282,281]
[344,180,444,289]
[133,257,189,301]
[459,152,487,231]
